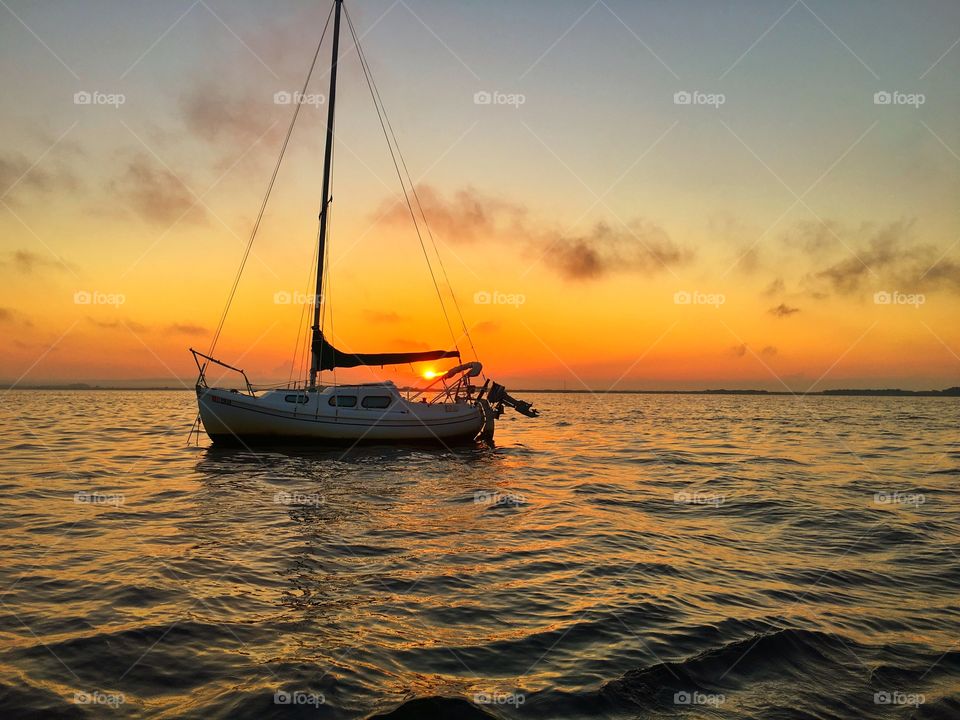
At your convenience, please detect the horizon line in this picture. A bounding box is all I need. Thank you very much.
[3,384,958,397]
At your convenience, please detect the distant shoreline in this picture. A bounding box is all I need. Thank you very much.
[516,388,960,397]
[4,384,958,397]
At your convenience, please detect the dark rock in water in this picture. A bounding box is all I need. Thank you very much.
[368,697,496,719]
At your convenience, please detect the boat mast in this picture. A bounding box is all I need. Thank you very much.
[310,0,343,389]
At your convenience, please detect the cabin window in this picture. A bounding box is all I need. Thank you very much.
[328,395,357,407]
[361,395,392,409]
[285,394,309,404]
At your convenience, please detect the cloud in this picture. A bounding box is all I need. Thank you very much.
[729,343,778,358]
[113,155,204,225]
[920,258,960,290]
[762,278,785,297]
[378,186,690,281]
[377,186,526,243]
[814,221,913,293]
[472,320,499,333]
[388,339,431,351]
[769,303,800,317]
[783,219,843,254]
[30,130,85,158]
[181,84,277,147]
[541,220,688,281]
[0,153,79,196]
[3,250,71,274]
[0,307,30,327]
[87,317,148,332]
[12,339,56,351]
[86,319,203,335]
[708,214,765,275]
[362,310,404,324]
[732,246,762,274]
[164,323,207,336]
[807,219,959,295]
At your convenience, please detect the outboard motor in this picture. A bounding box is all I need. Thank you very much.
[472,378,538,442]
[486,382,539,418]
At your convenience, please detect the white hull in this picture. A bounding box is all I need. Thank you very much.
[196,383,484,445]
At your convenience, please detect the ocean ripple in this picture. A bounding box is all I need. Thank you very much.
[0,391,957,719]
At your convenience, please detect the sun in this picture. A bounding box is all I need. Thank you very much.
[422,369,439,380]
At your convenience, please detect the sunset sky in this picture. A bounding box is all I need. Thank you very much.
[1,0,958,390]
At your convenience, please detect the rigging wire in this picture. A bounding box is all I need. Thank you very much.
[208,1,480,386]
[344,5,482,369]
[207,3,335,359]
[343,5,462,358]
[288,230,320,388]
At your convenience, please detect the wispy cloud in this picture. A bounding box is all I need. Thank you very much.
[762,278,785,297]
[0,153,79,197]
[769,303,800,317]
[181,83,277,147]
[0,307,32,327]
[87,317,148,332]
[541,220,688,280]
[112,155,205,225]
[362,309,405,324]
[164,323,207,336]
[378,186,691,281]
[811,219,960,294]
[473,320,499,333]
[2,249,73,275]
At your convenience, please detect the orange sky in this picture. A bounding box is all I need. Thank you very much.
[1,0,958,390]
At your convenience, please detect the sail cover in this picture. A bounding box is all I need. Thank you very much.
[312,332,459,372]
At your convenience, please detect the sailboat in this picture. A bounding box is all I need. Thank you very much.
[190,0,537,446]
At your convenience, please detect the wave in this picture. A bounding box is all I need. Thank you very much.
[601,628,857,703]
[365,628,888,719]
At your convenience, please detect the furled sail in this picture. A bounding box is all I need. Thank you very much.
[312,331,459,372]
